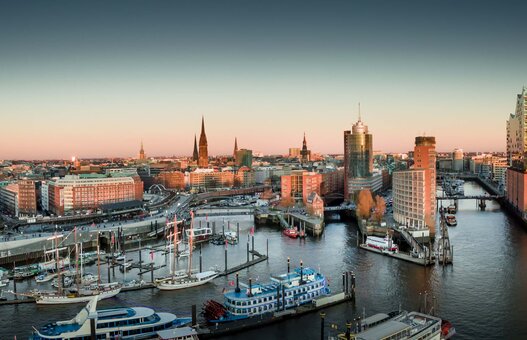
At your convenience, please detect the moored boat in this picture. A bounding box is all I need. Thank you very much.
[203,263,330,323]
[336,310,455,339]
[365,235,399,253]
[30,296,191,339]
[33,282,122,305]
[185,227,213,244]
[282,228,299,238]
[445,214,457,227]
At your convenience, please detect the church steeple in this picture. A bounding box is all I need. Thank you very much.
[233,137,238,159]
[301,133,309,163]
[138,140,146,161]
[192,134,199,161]
[198,116,209,168]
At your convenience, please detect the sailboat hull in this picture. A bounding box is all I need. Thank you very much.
[35,287,121,305]
[156,272,219,291]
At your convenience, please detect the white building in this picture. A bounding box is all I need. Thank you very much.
[41,181,49,211]
[392,169,427,228]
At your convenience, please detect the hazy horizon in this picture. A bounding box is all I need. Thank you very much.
[2,0,525,159]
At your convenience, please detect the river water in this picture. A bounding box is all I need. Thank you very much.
[2,182,527,339]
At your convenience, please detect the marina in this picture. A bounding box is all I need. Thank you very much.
[0,182,524,339]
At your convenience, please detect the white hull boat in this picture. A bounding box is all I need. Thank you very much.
[156,271,219,291]
[35,284,121,305]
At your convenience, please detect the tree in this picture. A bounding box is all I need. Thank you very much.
[280,196,295,208]
[372,195,386,222]
[356,190,374,219]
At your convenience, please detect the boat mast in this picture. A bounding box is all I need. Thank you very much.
[74,227,80,291]
[172,215,177,279]
[97,232,101,285]
[188,211,194,277]
[55,234,62,295]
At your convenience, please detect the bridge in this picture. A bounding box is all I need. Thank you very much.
[324,202,356,212]
[436,195,502,200]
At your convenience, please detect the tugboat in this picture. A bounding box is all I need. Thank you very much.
[282,227,299,238]
[203,261,330,323]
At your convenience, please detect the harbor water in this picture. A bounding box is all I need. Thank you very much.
[2,182,527,339]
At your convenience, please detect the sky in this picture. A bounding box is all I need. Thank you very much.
[1,0,526,159]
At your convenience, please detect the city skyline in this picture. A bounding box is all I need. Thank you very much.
[2,0,526,159]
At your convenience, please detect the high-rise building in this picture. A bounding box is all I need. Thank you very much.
[393,136,436,232]
[506,87,527,217]
[138,141,146,161]
[507,86,527,169]
[235,149,253,168]
[344,109,375,200]
[452,148,464,172]
[192,134,199,162]
[198,117,209,168]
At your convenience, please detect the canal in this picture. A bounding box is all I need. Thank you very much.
[2,181,527,339]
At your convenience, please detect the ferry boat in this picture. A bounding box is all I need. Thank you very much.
[203,264,330,323]
[365,235,399,253]
[30,296,192,339]
[282,228,299,238]
[445,215,457,227]
[336,310,455,339]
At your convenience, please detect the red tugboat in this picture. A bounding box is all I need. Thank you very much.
[282,227,299,238]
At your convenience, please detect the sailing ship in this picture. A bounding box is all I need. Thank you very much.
[155,213,219,291]
[21,229,122,305]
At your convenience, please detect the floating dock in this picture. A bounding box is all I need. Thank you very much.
[359,244,434,266]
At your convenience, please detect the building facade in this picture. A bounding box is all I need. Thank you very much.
[393,136,436,231]
[0,180,37,217]
[344,115,373,200]
[507,87,527,168]
[48,174,143,215]
[235,149,253,168]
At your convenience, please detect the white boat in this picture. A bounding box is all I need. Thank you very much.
[30,296,191,339]
[35,272,57,283]
[80,274,98,285]
[34,283,122,305]
[0,278,9,287]
[156,271,219,291]
[224,231,238,244]
[365,235,399,252]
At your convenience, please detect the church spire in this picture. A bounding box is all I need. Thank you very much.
[192,134,199,161]
[198,116,209,168]
[233,137,238,159]
[301,132,309,163]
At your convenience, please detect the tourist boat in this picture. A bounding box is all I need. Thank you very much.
[282,227,299,238]
[185,227,213,243]
[336,310,455,340]
[30,296,192,339]
[445,215,457,227]
[32,282,122,305]
[156,213,219,291]
[203,263,330,323]
[365,235,399,253]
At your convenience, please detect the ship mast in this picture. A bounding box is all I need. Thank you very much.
[97,232,101,285]
[188,211,194,277]
[172,215,178,279]
[74,227,80,292]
